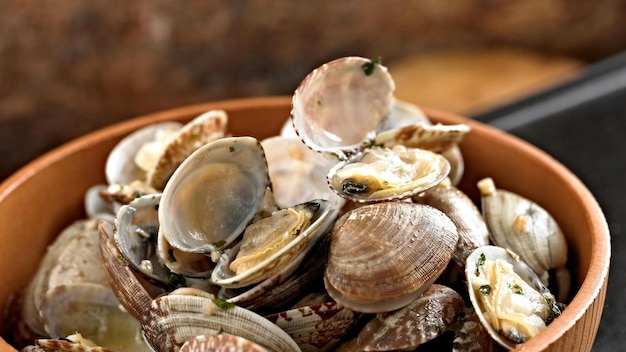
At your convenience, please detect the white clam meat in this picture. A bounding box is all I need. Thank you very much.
[466,246,563,350]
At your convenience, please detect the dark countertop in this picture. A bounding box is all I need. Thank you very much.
[474,51,626,351]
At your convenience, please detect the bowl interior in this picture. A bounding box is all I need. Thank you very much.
[0,96,609,351]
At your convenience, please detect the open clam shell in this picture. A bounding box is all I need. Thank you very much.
[327,145,450,203]
[211,199,337,288]
[324,202,458,313]
[159,136,270,255]
[465,245,562,350]
[105,122,182,186]
[290,56,395,159]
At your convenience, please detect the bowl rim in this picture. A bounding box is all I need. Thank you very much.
[0,96,611,351]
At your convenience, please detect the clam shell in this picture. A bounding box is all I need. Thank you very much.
[159,136,270,254]
[374,123,470,153]
[211,200,337,288]
[105,122,182,185]
[261,136,345,209]
[413,181,489,266]
[453,308,494,352]
[357,284,465,351]
[477,177,568,283]
[147,109,228,190]
[327,145,450,203]
[180,334,269,352]
[291,56,395,159]
[265,301,361,352]
[465,245,560,350]
[324,202,458,312]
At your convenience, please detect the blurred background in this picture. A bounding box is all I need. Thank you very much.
[2,0,626,180]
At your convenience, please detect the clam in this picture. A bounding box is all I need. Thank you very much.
[290,56,463,203]
[465,245,563,350]
[99,224,302,352]
[158,136,270,256]
[477,177,570,299]
[211,199,337,288]
[23,333,117,352]
[357,284,465,351]
[453,308,494,352]
[265,301,361,352]
[413,179,489,266]
[105,110,228,191]
[261,136,345,209]
[324,202,458,313]
[327,144,450,203]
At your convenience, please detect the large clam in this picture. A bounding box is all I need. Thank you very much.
[324,201,459,313]
[290,56,468,203]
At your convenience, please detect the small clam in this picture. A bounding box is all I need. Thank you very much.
[357,284,465,351]
[477,177,569,299]
[158,136,270,256]
[324,202,458,313]
[211,200,337,288]
[327,144,450,203]
[413,179,489,266]
[23,333,116,352]
[374,122,470,153]
[453,308,494,352]
[465,246,563,350]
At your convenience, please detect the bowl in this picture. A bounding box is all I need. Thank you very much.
[0,96,610,351]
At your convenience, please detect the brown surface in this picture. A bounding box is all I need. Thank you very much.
[390,47,582,115]
[1,0,626,180]
[0,97,610,351]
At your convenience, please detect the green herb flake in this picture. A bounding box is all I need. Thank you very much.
[212,297,236,310]
[361,56,383,76]
[216,326,224,335]
[229,146,235,153]
[475,253,486,276]
[511,283,524,295]
[116,255,127,266]
[212,240,227,249]
[430,322,447,332]
[134,192,142,199]
[317,99,322,106]
[167,248,177,263]
[479,284,492,295]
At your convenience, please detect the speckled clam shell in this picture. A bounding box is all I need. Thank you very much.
[324,202,458,313]
[374,122,470,153]
[147,109,228,190]
[413,181,489,267]
[159,136,270,255]
[357,284,465,351]
[290,56,395,159]
[265,301,361,352]
[180,334,269,352]
[453,308,494,352]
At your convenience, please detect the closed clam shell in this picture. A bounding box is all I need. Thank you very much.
[413,180,489,267]
[357,284,465,351]
[324,202,458,313]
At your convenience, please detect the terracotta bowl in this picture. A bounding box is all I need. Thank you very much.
[0,97,610,351]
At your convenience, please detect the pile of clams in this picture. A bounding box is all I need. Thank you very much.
[8,56,570,352]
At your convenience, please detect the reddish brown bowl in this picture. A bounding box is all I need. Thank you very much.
[0,97,610,351]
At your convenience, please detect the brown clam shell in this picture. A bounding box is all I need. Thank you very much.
[324,202,458,313]
[357,284,465,351]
